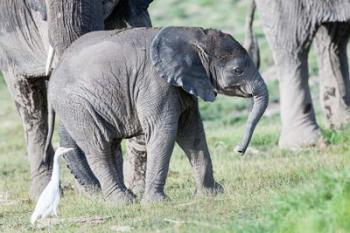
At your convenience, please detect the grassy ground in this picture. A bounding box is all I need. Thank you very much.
[1,0,350,232]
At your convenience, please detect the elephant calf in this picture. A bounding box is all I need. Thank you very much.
[45,26,268,203]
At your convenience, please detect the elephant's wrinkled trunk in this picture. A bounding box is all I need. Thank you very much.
[235,77,268,154]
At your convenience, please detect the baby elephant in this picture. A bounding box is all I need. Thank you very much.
[45,26,268,203]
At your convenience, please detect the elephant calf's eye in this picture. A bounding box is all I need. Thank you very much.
[233,67,244,76]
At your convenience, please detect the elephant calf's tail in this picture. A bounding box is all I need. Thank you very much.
[43,101,55,164]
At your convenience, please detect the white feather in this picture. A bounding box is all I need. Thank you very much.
[30,147,73,224]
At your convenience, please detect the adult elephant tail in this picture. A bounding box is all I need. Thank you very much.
[244,0,260,69]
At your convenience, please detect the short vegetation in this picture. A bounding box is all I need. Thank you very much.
[0,0,349,232]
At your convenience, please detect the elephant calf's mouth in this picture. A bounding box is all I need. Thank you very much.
[224,86,253,98]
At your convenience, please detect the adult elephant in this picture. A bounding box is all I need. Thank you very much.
[0,0,152,200]
[246,0,350,148]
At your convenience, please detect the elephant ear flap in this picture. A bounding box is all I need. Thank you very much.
[150,27,216,102]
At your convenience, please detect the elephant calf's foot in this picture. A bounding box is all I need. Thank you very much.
[142,191,168,203]
[195,182,224,197]
[105,189,136,204]
[29,171,52,200]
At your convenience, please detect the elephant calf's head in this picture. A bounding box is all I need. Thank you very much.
[151,27,269,154]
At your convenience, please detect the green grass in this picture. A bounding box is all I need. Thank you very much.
[1,0,350,232]
[235,168,350,233]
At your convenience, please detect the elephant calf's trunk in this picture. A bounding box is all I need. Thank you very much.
[235,79,268,154]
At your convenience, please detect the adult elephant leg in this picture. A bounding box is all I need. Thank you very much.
[59,124,101,194]
[125,0,152,27]
[123,135,147,195]
[176,106,222,196]
[315,22,350,129]
[255,0,321,148]
[2,70,54,200]
[104,0,153,29]
[276,48,321,148]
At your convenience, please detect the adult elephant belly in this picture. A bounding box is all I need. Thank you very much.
[0,0,47,76]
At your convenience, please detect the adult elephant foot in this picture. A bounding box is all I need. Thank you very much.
[29,167,52,200]
[27,120,55,200]
[279,124,321,149]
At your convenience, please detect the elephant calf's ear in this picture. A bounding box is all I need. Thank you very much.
[150,27,216,102]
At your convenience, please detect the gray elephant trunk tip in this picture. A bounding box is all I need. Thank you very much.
[234,145,246,155]
[236,80,269,155]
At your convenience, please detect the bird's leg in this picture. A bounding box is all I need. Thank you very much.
[49,217,52,233]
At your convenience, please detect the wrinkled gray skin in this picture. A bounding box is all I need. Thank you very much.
[246,0,350,148]
[0,0,152,199]
[46,27,268,202]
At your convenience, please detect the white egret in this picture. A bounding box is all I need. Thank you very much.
[30,147,73,225]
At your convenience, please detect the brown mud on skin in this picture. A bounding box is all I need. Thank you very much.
[323,87,336,128]
[323,87,336,101]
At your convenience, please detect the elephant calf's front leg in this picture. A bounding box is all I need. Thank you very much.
[142,125,178,203]
[177,107,223,196]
